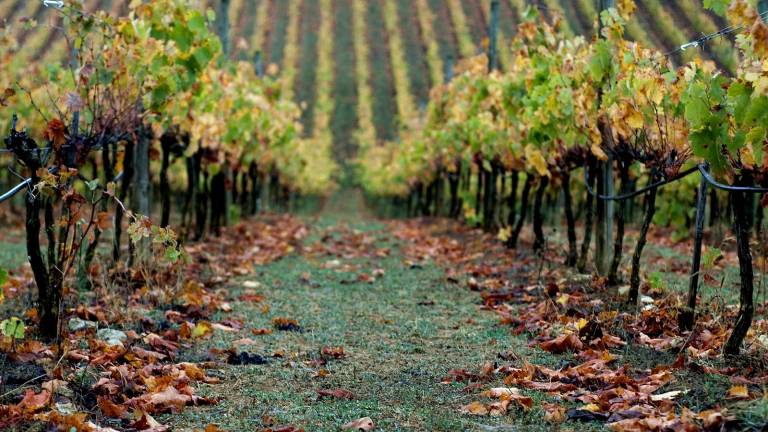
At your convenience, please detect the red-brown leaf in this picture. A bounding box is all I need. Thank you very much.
[317,388,355,400]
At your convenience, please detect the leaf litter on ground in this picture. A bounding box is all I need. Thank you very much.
[391,218,768,431]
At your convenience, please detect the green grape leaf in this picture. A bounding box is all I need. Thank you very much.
[170,24,194,51]
[192,46,214,71]
[589,40,612,83]
[690,129,728,173]
[188,13,207,35]
[703,0,729,16]
[684,97,711,127]
[728,81,752,123]
[165,247,181,263]
[745,95,768,125]
[1,317,25,340]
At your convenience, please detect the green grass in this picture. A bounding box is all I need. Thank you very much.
[0,241,27,270]
[163,210,601,431]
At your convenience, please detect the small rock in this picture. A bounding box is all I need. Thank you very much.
[68,318,96,332]
[96,328,128,346]
[242,280,262,289]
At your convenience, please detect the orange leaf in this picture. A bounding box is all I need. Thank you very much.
[543,403,566,423]
[146,386,191,412]
[539,333,583,354]
[459,401,489,416]
[17,389,50,413]
[129,410,168,431]
[44,119,67,150]
[98,396,127,418]
[321,346,345,359]
[727,385,749,399]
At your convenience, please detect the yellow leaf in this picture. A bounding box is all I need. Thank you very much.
[191,321,213,338]
[591,143,608,161]
[525,146,549,177]
[583,403,601,412]
[626,109,644,129]
[741,146,756,168]
[727,385,749,399]
[497,227,511,242]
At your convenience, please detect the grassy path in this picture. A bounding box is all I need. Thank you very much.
[164,194,556,431]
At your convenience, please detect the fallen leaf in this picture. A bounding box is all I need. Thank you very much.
[17,389,51,413]
[129,410,169,432]
[540,333,583,354]
[313,369,330,378]
[543,403,566,423]
[211,323,238,332]
[317,388,354,400]
[459,401,489,416]
[98,396,127,418]
[191,321,214,338]
[341,417,375,431]
[651,390,684,401]
[321,346,345,359]
[273,317,301,332]
[143,386,191,412]
[727,385,749,399]
[232,338,260,347]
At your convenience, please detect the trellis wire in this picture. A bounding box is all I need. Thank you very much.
[0,168,123,203]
